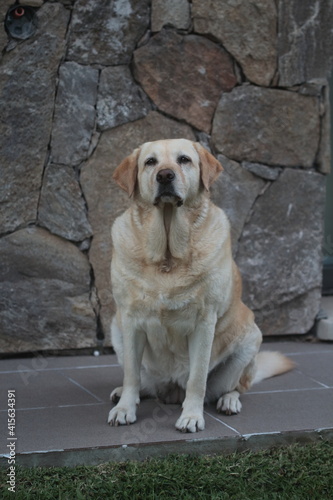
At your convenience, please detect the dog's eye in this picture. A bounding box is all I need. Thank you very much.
[178,155,191,165]
[145,157,157,167]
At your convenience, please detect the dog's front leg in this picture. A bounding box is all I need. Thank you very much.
[175,313,216,433]
[108,322,146,426]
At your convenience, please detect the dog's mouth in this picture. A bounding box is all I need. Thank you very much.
[153,186,183,207]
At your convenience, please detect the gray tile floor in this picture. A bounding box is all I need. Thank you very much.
[1,341,332,466]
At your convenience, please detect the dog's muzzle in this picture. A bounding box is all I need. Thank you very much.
[154,169,183,207]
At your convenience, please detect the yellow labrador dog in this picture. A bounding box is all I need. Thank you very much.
[108,139,294,433]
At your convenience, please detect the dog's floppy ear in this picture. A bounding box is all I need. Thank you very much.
[113,148,140,197]
[194,142,223,191]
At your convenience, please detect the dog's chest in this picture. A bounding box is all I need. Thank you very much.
[142,268,202,306]
[142,306,195,368]
[144,288,198,325]
[131,273,202,335]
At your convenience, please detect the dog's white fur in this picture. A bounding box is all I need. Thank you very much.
[108,139,294,433]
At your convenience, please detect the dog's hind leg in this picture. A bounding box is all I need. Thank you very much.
[216,358,257,415]
[206,356,251,414]
[206,324,261,415]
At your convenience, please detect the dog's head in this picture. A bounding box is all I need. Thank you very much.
[113,139,223,207]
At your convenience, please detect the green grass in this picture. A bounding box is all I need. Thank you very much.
[1,441,332,499]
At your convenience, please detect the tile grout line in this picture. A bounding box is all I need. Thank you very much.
[294,369,331,389]
[0,364,120,375]
[247,386,331,395]
[64,376,105,403]
[0,350,332,374]
[1,351,332,373]
[285,351,333,356]
[1,384,329,412]
[0,402,107,413]
[204,410,241,435]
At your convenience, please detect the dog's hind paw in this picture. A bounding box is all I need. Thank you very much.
[217,391,242,415]
[110,386,123,404]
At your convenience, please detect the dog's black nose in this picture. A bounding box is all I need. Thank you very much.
[156,169,175,185]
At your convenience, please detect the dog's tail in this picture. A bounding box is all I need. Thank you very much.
[252,351,295,385]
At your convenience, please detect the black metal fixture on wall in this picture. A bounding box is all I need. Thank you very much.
[4,4,38,40]
[322,74,333,296]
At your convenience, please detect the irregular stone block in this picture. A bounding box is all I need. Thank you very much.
[96,66,151,131]
[242,162,281,181]
[133,30,237,133]
[0,227,97,353]
[278,0,333,87]
[236,168,326,335]
[18,0,43,6]
[1,0,14,17]
[212,85,320,167]
[38,164,92,242]
[151,0,190,31]
[317,85,331,174]
[51,62,99,165]
[67,0,150,65]
[0,3,69,234]
[211,155,266,254]
[0,1,13,56]
[254,289,322,337]
[81,111,196,338]
[192,0,277,87]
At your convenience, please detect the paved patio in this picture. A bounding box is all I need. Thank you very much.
[1,340,332,467]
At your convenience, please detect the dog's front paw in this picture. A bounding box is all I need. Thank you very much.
[217,391,242,415]
[175,411,205,433]
[108,404,137,426]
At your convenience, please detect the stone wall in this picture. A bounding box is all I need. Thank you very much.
[0,0,332,353]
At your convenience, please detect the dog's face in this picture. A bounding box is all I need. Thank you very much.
[113,139,223,206]
[139,139,202,207]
